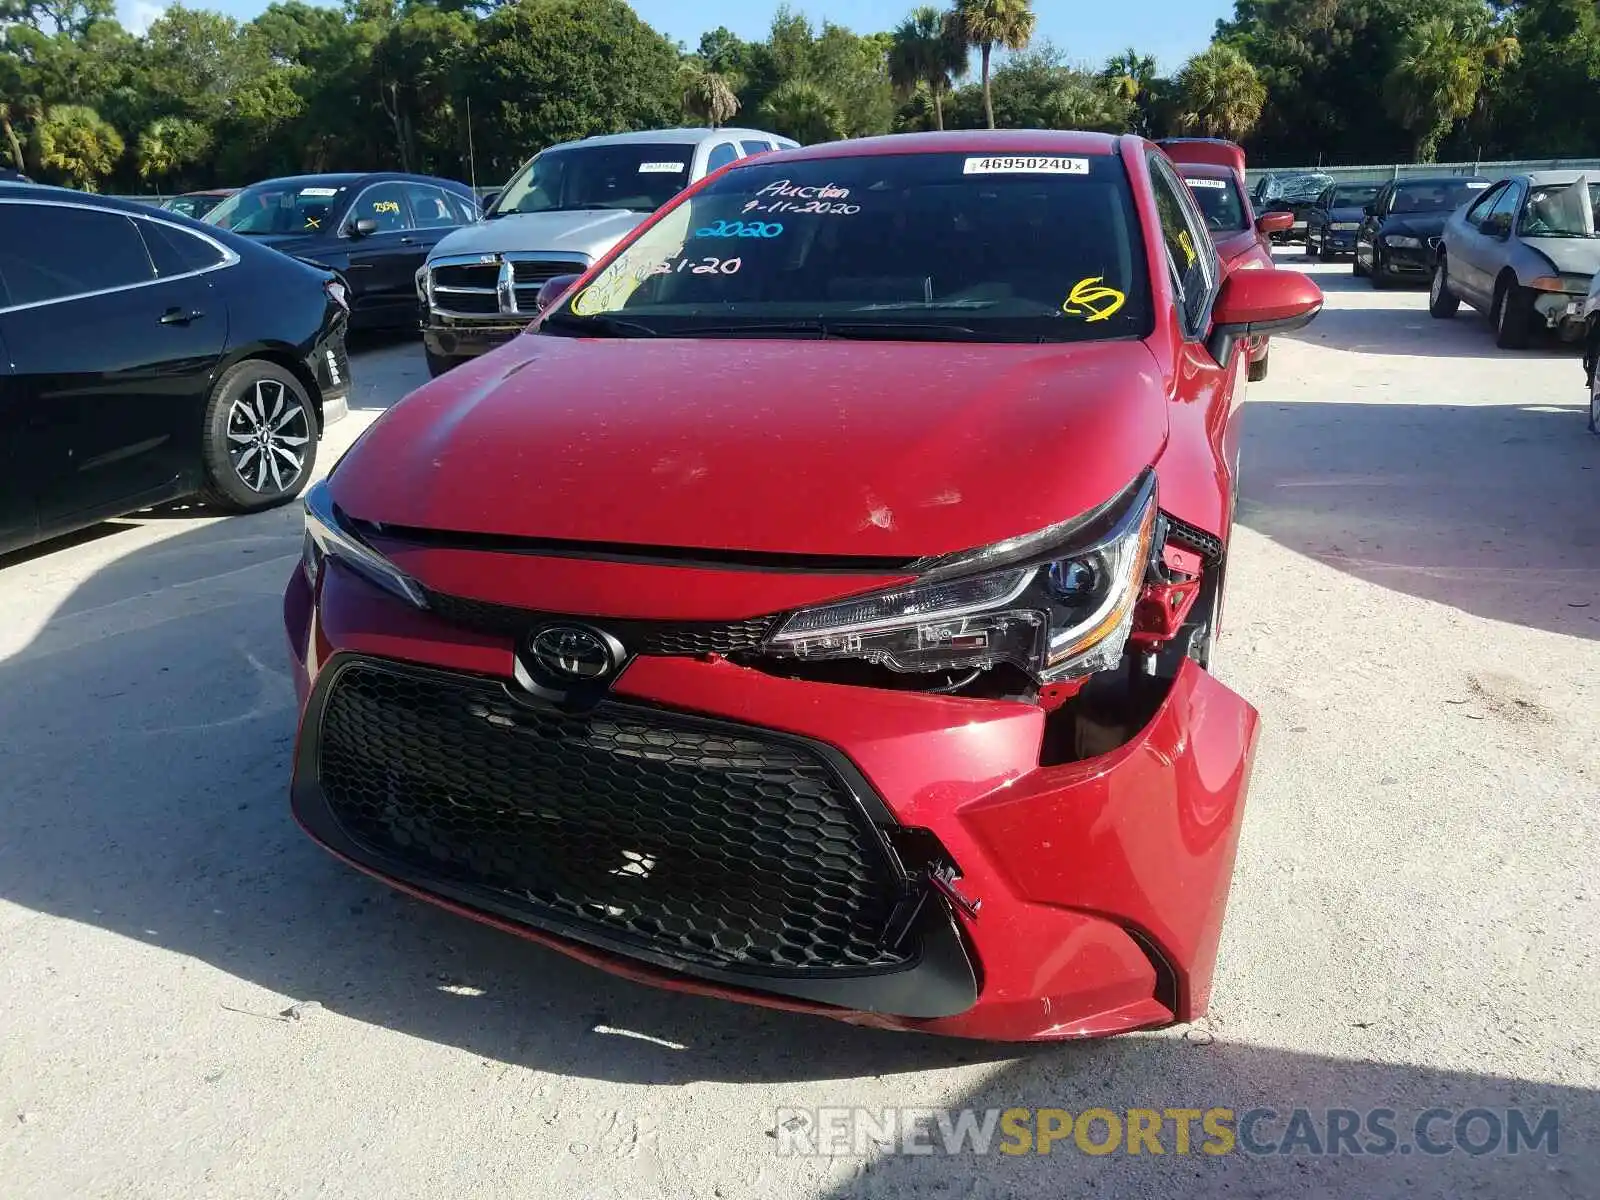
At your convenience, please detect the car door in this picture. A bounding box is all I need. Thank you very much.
[0,317,38,554]
[339,180,420,323]
[401,181,467,261]
[1456,181,1521,306]
[0,198,229,531]
[1447,181,1507,305]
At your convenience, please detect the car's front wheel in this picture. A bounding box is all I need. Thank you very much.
[199,360,320,512]
[1428,258,1460,318]
[1588,339,1600,435]
[1352,248,1367,278]
[1247,347,1269,382]
[425,348,465,379]
[1493,276,1534,350]
[1370,248,1392,289]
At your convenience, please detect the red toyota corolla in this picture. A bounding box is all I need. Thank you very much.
[285,131,1322,1042]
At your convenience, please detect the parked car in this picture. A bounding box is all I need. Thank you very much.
[1251,171,1334,243]
[416,126,799,376]
[1163,137,1295,381]
[160,188,237,220]
[1354,174,1492,288]
[1581,270,1600,433]
[204,172,479,331]
[0,167,29,184]
[1303,180,1382,260]
[0,185,350,557]
[1430,171,1600,349]
[285,130,1323,1041]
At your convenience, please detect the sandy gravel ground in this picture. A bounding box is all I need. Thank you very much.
[1,256,1596,1198]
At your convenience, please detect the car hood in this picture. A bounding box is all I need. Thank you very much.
[1327,206,1366,222]
[428,210,648,262]
[235,232,327,258]
[1380,213,1449,238]
[1520,236,1600,277]
[330,335,1171,559]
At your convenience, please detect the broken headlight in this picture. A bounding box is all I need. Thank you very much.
[764,470,1158,681]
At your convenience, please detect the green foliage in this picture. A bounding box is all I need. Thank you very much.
[35,103,121,188]
[1174,43,1267,141]
[4,0,1599,193]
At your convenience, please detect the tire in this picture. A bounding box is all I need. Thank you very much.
[1428,258,1460,318]
[425,347,463,379]
[198,359,319,512]
[1588,339,1600,435]
[1319,242,1336,263]
[1370,249,1392,289]
[1352,249,1367,278]
[1247,348,1269,382]
[1493,276,1533,350]
[1304,235,1318,260]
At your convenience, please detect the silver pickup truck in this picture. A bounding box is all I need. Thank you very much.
[417,126,798,375]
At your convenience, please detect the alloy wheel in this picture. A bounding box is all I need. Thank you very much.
[1590,358,1600,434]
[226,378,311,494]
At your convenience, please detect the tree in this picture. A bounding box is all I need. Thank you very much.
[756,79,847,144]
[888,6,967,130]
[946,43,1133,132]
[136,114,211,185]
[1383,15,1487,162]
[952,0,1036,129]
[682,67,739,128]
[1174,43,1266,141]
[34,103,122,188]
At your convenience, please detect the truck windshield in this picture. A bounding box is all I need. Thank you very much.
[542,151,1152,344]
[490,144,696,217]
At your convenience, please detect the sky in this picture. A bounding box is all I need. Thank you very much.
[114,0,1235,75]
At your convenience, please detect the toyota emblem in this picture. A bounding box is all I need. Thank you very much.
[528,625,616,681]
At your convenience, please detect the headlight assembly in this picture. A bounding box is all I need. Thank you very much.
[764,470,1159,681]
[1384,235,1423,249]
[301,478,428,609]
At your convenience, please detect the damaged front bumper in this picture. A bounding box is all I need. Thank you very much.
[284,550,1260,1043]
[1533,290,1588,340]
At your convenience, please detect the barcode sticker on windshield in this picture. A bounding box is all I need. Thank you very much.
[1185,178,1227,189]
[963,156,1089,176]
[1466,181,1490,189]
[299,187,340,197]
[638,162,686,173]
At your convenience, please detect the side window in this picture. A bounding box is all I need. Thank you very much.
[405,184,458,230]
[740,140,775,156]
[1147,156,1218,334]
[446,191,480,225]
[139,219,227,276]
[1484,182,1521,234]
[349,182,413,234]
[1464,182,1504,225]
[0,203,156,307]
[1371,186,1391,217]
[706,142,740,173]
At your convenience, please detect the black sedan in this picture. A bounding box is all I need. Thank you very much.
[203,172,479,330]
[1354,175,1492,288]
[0,185,350,557]
[1304,181,1382,261]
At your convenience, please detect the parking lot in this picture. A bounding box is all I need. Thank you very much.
[1,251,1596,1198]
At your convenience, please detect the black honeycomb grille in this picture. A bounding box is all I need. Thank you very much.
[316,660,914,974]
[420,588,777,656]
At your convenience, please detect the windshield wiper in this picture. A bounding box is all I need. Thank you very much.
[850,299,1000,311]
[663,320,984,341]
[540,312,660,338]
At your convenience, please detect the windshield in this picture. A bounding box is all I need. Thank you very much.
[204,181,348,234]
[1330,183,1380,209]
[1263,174,1333,203]
[1390,180,1487,215]
[491,143,696,217]
[1518,181,1600,238]
[1183,175,1247,232]
[543,152,1151,344]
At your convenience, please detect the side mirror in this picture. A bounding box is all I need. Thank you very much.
[1207,268,1324,366]
[350,217,379,238]
[536,273,582,311]
[1256,211,1295,235]
[478,190,499,215]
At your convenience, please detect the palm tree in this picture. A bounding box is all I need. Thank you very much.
[682,68,740,130]
[951,0,1036,129]
[756,80,847,146]
[1383,17,1490,163]
[1173,44,1266,143]
[136,116,212,188]
[35,105,124,192]
[0,101,26,174]
[888,6,968,131]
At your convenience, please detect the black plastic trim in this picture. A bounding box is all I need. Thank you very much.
[291,653,980,1020]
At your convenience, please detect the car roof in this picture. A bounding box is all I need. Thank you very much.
[1389,175,1491,187]
[753,129,1124,165]
[0,182,171,218]
[546,127,796,152]
[235,172,473,191]
[1175,162,1237,180]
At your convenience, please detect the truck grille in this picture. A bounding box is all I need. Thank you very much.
[426,256,587,320]
[431,263,497,290]
[315,660,915,975]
